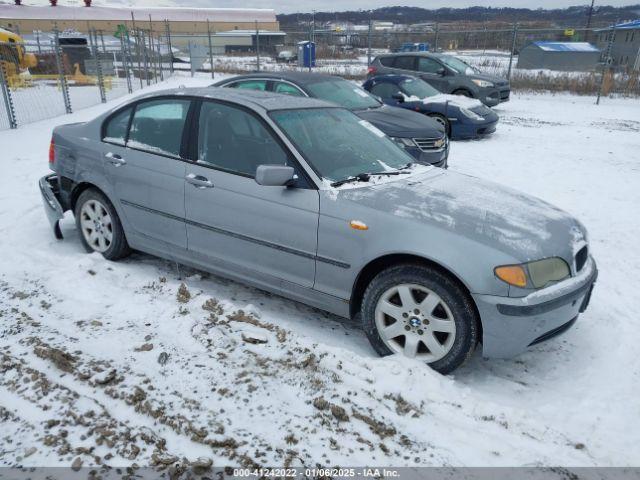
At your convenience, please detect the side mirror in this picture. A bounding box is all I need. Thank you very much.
[255,165,296,187]
[437,67,447,76]
[391,92,405,102]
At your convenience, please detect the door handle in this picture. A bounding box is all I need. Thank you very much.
[186,173,214,189]
[105,152,126,166]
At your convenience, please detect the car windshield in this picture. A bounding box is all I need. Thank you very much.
[306,79,381,110]
[270,108,414,183]
[400,78,440,98]
[438,55,479,75]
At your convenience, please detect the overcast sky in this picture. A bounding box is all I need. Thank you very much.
[14,0,640,13]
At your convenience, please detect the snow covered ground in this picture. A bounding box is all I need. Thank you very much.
[1,74,639,471]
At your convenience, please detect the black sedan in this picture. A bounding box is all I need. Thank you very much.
[213,72,449,168]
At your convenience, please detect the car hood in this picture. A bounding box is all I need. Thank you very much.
[337,169,585,263]
[354,105,444,138]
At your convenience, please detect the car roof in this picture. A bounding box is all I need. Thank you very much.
[215,71,344,87]
[376,52,442,59]
[367,74,415,83]
[129,86,335,112]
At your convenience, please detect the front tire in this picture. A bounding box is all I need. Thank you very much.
[74,188,131,260]
[452,89,473,98]
[361,264,479,374]
[428,113,451,138]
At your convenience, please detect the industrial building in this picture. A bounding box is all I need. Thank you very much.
[517,41,601,71]
[0,4,279,35]
[596,20,640,70]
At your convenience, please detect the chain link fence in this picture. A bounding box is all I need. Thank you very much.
[0,22,173,131]
[2,19,639,131]
[198,23,640,97]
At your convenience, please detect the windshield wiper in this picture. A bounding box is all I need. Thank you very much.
[330,171,410,187]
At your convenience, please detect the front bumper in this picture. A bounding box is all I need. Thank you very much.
[39,174,65,239]
[404,142,449,169]
[451,119,498,140]
[473,257,597,358]
[481,86,510,107]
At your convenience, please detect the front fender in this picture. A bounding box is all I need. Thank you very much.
[315,191,513,302]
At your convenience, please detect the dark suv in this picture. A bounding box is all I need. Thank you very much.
[368,52,510,107]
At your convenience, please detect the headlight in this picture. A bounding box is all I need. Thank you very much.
[391,137,415,148]
[471,79,494,88]
[495,257,570,289]
[460,107,484,121]
[433,136,447,148]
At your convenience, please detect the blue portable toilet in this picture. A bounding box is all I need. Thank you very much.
[399,42,429,52]
[297,41,316,68]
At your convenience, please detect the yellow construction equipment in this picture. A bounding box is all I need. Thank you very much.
[0,27,37,88]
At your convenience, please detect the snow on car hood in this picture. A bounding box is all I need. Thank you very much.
[422,93,484,110]
[337,169,584,263]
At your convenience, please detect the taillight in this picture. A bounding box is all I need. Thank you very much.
[49,138,55,164]
[367,66,377,75]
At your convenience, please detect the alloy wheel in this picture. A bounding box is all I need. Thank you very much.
[374,283,456,361]
[80,199,113,253]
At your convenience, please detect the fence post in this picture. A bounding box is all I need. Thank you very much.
[119,31,133,93]
[141,30,150,86]
[148,16,157,84]
[597,23,617,105]
[53,26,72,114]
[207,19,214,79]
[131,13,143,89]
[90,29,107,103]
[434,22,439,51]
[188,41,195,77]
[156,36,164,82]
[308,11,315,72]
[165,20,174,74]
[507,22,519,81]
[124,29,136,91]
[367,13,372,65]
[0,60,18,129]
[36,30,42,55]
[255,20,261,72]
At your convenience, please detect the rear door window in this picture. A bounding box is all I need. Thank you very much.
[370,82,400,98]
[273,81,305,96]
[103,107,132,145]
[393,56,416,71]
[229,80,268,91]
[127,99,190,157]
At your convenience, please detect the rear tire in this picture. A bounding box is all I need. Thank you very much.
[74,188,131,261]
[361,263,479,374]
[428,113,451,138]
